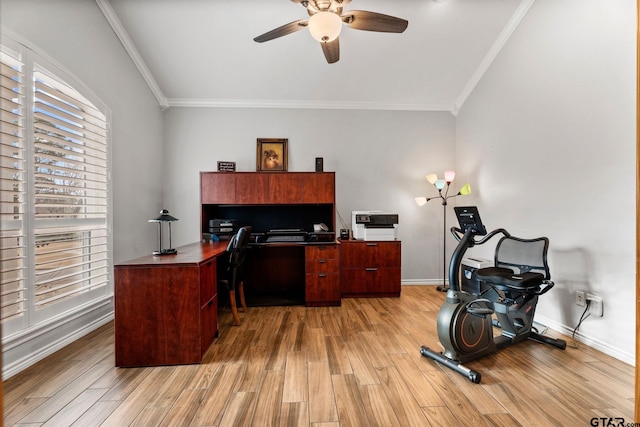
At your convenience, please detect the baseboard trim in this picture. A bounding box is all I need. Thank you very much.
[402,280,444,286]
[534,314,634,366]
[2,298,114,379]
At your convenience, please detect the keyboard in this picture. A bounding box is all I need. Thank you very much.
[266,234,306,242]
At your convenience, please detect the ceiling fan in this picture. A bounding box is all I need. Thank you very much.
[253,0,408,64]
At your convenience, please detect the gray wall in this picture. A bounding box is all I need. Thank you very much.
[456,0,636,362]
[162,107,456,282]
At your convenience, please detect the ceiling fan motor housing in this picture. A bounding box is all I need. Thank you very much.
[255,0,407,63]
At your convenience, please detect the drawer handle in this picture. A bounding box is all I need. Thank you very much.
[319,273,327,278]
[318,259,327,263]
[365,268,378,272]
[365,243,378,247]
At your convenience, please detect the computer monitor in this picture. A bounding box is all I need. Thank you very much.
[454,206,487,235]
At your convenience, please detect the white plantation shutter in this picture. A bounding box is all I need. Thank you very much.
[32,64,109,313]
[0,48,26,323]
[0,38,111,336]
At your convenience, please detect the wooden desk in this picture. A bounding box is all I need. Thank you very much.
[114,242,227,367]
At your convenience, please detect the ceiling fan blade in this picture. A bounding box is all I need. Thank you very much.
[253,19,308,43]
[343,10,408,33]
[321,38,340,64]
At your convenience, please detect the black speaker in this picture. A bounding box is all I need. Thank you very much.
[315,157,323,172]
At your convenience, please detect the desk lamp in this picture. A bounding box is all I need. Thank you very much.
[149,209,179,256]
[415,171,471,292]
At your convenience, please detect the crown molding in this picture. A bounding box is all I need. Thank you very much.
[452,0,535,116]
[166,98,455,112]
[95,0,169,110]
[96,0,531,115]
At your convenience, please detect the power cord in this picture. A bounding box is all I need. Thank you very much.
[570,300,591,349]
[335,207,349,230]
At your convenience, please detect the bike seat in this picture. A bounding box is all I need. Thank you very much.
[476,267,544,290]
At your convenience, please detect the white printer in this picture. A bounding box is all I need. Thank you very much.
[352,211,399,241]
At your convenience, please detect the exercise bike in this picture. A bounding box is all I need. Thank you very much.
[420,206,566,383]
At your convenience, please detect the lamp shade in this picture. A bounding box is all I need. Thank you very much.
[458,183,472,196]
[148,209,179,223]
[415,196,427,207]
[444,170,456,183]
[426,173,438,185]
[308,11,342,43]
[435,180,446,190]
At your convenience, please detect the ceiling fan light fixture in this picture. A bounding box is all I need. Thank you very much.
[308,11,342,43]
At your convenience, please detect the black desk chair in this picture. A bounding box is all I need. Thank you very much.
[219,226,251,326]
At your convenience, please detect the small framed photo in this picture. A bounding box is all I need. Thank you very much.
[256,138,288,172]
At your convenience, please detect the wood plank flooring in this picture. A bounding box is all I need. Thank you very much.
[3,285,635,426]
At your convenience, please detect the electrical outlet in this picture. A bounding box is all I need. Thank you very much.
[576,290,585,307]
[587,293,603,317]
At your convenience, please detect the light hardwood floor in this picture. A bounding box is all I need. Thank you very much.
[3,286,635,426]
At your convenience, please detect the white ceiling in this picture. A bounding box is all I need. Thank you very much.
[100,0,531,113]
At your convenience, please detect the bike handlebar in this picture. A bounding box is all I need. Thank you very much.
[451,227,511,245]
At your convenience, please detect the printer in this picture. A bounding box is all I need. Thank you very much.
[352,211,399,241]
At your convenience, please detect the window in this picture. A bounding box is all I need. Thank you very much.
[0,40,111,337]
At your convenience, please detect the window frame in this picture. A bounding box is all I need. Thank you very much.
[0,34,113,339]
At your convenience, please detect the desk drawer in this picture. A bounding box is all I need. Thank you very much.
[340,267,401,297]
[199,259,216,307]
[306,272,340,306]
[200,295,218,355]
[306,245,339,260]
[305,258,339,274]
[340,241,400,268]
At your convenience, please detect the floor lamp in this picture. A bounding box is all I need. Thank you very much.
[415,171,471,292]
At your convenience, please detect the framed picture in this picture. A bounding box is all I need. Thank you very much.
[256,138,288,172]
[217,161,236,172]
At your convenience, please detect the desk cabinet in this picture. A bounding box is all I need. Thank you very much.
[236,173,269,204]
[201,172,334,205]
[269,172,335,204]
[201,172,235,204]
[305,245,340,306]
[340,240,401,298]
[114,242,227,367]
[199,259,218,354]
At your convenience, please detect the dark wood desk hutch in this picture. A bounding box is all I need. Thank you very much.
[201,171,340,307]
